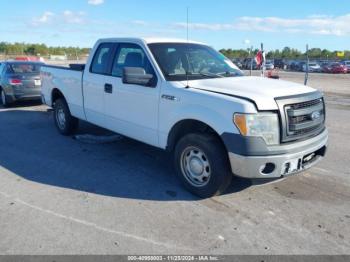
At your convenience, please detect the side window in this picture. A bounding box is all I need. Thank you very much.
[111,43,155,78]
[90,43,115,75]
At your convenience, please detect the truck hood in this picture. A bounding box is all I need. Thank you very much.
[182,76,317,110]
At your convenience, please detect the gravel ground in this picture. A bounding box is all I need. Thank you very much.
[0,75,349,255]
[244,70,350,95]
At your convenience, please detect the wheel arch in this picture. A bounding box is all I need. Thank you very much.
[51,88,66,106]
[166,119,227,153]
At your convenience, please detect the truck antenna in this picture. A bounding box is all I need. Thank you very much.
[187,7,189,42]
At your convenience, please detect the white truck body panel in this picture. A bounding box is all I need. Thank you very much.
[157,80,257,149]
[41,67,85,119]
[181,77,316,111]
[102,75,160,147]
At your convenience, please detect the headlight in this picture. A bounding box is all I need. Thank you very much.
[233,113,280,145]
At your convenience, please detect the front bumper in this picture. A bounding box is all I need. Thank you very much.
[228,129,328,179]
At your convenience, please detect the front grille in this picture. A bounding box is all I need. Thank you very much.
[292,123,323,136]
[289,115,308,124]
[289,99,321,110]
[276,92,326,142]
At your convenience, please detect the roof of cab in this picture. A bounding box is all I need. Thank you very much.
[97,37,206,45]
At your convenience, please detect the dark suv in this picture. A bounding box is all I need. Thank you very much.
[0,61,43,107]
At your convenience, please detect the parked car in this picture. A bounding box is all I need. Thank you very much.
[319,61,330,68]
[41,38,328,198]
[289,60,304,71]
[242,58,251,69]
[285,60,295,70]
[0,61,44,107]
[273,59,285,69]
[231,58,243,69]
[322,62,348,74]
[302,62,321,72]
[243,58,259,70]
[341,61,350,73]
[265,60,275,70]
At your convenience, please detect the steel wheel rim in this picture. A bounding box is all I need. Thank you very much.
[180,146,211,187]
[56,107,66,130]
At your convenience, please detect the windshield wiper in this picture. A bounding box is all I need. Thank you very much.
[197,72,225,78]
[217,71,239,77]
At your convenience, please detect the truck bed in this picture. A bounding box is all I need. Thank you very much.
[41,64,86,120]
[43,64,86,71]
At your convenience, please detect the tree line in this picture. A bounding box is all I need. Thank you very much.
[219,47,350,60]
[0,42,349,60]
[0,42,90,57]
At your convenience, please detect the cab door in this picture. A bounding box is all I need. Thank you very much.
[104,43,160,147]
[83,42,116,127]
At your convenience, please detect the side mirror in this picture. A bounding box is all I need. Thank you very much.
[122,67,154,87]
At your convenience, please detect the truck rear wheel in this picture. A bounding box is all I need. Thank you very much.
[54,98,79,135]
[174,133,232,198]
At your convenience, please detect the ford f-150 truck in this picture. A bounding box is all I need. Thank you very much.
[41,38,328,198]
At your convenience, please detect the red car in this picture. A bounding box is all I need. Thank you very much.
[322,62,348,74]
[15,56,45,62]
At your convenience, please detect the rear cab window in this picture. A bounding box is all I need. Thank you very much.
[90,43,115,75]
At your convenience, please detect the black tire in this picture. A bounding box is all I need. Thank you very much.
[53,98,79,135]
[0,88,10,108]
[174,133,232,198]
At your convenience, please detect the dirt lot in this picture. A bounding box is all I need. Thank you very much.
[245,70,350,95]
[0,73,349,255]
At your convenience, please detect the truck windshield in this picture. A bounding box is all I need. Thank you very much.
[148,43,243,81]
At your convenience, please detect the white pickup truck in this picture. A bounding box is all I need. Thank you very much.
[41,38,328,198]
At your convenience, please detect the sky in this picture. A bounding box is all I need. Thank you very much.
[0,0,349,51]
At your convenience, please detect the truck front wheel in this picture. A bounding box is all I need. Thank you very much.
[53,98,79,135]
[174,133,232,198]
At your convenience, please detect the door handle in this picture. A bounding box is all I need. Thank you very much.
[104,83,113,94]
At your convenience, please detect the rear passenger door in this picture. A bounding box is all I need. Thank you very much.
[83,43,116,126]
[104,43,160,147]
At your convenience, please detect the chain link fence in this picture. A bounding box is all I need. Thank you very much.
[0,53,88,66]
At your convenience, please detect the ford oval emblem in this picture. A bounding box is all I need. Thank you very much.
[311,111,321,120]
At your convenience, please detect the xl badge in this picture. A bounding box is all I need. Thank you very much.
[311,111,321,120]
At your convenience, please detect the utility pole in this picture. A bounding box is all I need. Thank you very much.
[304,44,309,86]
[249,46,253,76]
[261,43,265,77]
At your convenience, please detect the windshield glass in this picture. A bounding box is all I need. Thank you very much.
[7,63,42,74]
[148,43,243,81]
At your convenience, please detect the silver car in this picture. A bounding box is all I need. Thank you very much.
[265,60,275,70]
[0,61,43,107]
